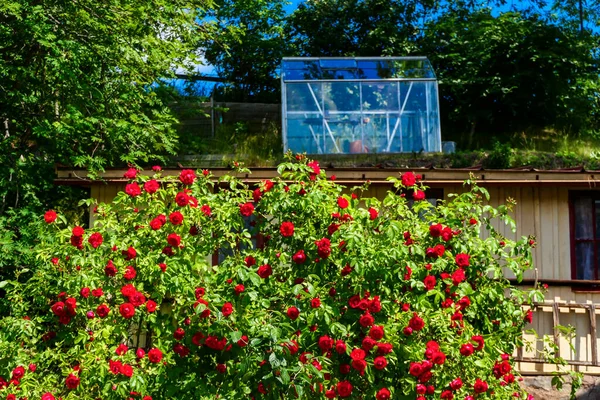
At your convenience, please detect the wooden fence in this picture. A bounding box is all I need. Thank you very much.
[176,101,281,138]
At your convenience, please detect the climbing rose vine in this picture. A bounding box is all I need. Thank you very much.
[0,154,542,399]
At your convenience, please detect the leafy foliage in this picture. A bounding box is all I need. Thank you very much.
[201,0,290,102]
[0,0,219,295]
[0,155,570,399]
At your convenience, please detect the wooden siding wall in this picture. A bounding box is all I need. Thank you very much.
[93,182,600,372]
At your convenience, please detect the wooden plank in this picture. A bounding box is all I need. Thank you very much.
[552,303,560,349]
[591,305,598,366]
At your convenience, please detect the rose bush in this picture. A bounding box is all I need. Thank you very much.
[0,154,545,399]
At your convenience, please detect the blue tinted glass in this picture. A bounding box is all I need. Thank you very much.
[319,59,357,69]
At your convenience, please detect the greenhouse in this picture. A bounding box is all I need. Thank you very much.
[281,57,441,154]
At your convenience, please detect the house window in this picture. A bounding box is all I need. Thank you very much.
[569,191,600,280]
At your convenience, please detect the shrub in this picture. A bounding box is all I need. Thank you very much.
[1,154,546,399]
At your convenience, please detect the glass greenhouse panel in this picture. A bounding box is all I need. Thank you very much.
[282,57,442,154]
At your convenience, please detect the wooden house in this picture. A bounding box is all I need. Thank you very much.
[55,165,600,395]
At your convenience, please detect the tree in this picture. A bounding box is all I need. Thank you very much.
[201,0,290,102]
[0,0,219,302]
[420,10,600,147]
[288,0,440,57]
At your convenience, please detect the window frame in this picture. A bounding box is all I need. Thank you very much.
[569,190,600,286]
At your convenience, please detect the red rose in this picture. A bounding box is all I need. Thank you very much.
[524,309,533,324]
[222,302,233,317]
[307,160,320,174]
[376,343,393,355]
[471,335,485,351]
[245,256,256,266]
[116,344,128,355]
[473,378,488,393]
[234,335,248,347]
[120,363,133,377]
[175,192,189,207]
[146,300,157,313]
[460,343,474,356]
[104,260,117,277]
[409,362,423,377]
[325,389,336,399]
[122,246,137,260]
[457,296,471,310]
[376,388,391,400]
[315,238,331,258]
[152,165,162,172]
[318,335,333,352]
[51,301,65,316]
[257,382,267,395]
[424,275,436,291]
[429,223,443,237]
[287,306,299,320]
[216,363,227,374]
[257,264,272,279]
[92,288,103,297]
[337,196,349,209]
[174,327,185,340]
[65,373,80,389]
[432,351,446,365]
[150,216,164,230]
[335,340,346,354]
[125,182,141,197]
[369,325,384,340]
[144,179,160,194]
[169,211,184,225]
[401,172,416,186]
[129,291,145,307]
[167,233,181,247]
[413,190,426,201]
[12,366,25,380]
[280,221,295,237]
[373,356,388,370]
[455,253,470,267]
[88,232,103,248]
[350,348,366,360]
[409,313,425,331]
[292,250,306,264]
[44,210,57,223]
[80,287,90,298]
[234,284,245,295]
[368,207,378,220]
[253,188,263,203]
[359,312,374,327]
[348,295,361,309]
[434,244,445,257]
[441,390,454,399]
[337,381,353,398]
[72,226,84,237]
[42,393,55,400]
[179,169,196,185]
[162,246,174,256]
[124,265,136,280]
[450,377,463,390]
[201,204,212,217]
[148,348,163,363]
[328,223,340,235]
[310,298,321,308]
[239,202,254,217]
[119,303,135,319]
[452,268,466,286]
[124,168,137,179]
[351,358,367,373]
[369,296,382,313]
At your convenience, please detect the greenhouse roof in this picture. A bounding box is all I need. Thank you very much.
[281,57,436,81]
